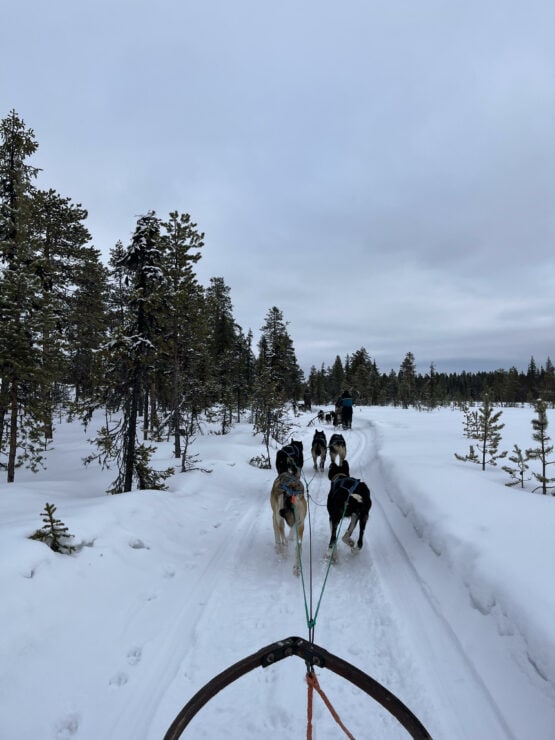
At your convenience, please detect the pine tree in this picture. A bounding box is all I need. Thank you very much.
[92,212,173,493]
[251,334,290,467]
[346,347,377,404]
[539,357,555,406]
[422,362,441,409]
[30,502,75,554]
[257,306,303,406]
[526,398,555,495]
[526,356,539,401]
[460,403,480,439]
[65,247,109,403]
[204,276,239,431]
[28,188,95,437]
[158,210,204,456]
[328,355,345,403]
[398,351,417,408]
[502,445,531,488]
[0,110,47,481]
[455,394,507,470]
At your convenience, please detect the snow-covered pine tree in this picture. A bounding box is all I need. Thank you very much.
[90,212,173,493]
[526,398,555,495]
[455,394,507,470]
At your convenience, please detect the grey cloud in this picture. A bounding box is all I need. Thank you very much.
[3,0,555,374]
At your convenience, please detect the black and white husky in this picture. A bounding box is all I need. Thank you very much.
[326,461,372,560]
[311,430,327,471]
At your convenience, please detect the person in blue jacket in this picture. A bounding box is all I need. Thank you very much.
[341,390,353,429]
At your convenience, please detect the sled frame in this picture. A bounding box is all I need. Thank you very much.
[164,635,432,739]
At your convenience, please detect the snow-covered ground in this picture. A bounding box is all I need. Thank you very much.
[1,405,554,739]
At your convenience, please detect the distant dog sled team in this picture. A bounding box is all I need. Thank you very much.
[271,392,372,575]
[316,389,353,430]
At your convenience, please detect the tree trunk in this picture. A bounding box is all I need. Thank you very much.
[123,386,139,492]
[143,387,149,441]
[172,361,181,459]
[149,379,156,438]
[7,377,18,483]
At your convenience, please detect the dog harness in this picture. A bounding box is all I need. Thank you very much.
[331,476,360,497]
[279,473,304,500]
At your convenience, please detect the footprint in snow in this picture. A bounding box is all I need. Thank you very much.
[109,671,128,687]
[54,713,80,738]
[127,645,142,665]
[139,592,157,602]
[129,538,150,550]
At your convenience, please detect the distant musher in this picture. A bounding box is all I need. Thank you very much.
[340,390,353,429]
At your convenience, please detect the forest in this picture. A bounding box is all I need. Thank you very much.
[1,110,554,491]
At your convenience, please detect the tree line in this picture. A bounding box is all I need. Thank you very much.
[1,110,552,491]
[305,350,555,411]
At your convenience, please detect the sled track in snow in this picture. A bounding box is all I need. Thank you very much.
[108,493,267,738]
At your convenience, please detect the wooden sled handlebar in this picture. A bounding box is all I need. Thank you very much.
[164,636,432,739]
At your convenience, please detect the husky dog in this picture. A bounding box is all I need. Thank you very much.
[311,430,327,471]
[275,440,304,477]
[328,433,346,465]
[326,461,372,560]
[270,472,307,576]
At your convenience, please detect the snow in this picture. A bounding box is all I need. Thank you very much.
[1,405,554,739]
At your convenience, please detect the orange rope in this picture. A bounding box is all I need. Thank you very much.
[306,671,355,740]
[307,671,314,740]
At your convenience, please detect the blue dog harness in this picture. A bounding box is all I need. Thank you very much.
[331,476,360,497]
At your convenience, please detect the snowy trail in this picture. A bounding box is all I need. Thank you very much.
[136,420,509,739]
[104,491,274,739]
[5,412,551,739]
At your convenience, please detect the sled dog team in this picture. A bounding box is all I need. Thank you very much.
[271,430,372,576]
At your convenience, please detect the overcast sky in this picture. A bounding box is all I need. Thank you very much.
[3,0,555,374]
